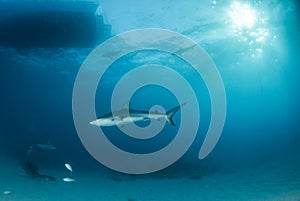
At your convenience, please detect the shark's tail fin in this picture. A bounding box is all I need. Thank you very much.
[165,103,186,126]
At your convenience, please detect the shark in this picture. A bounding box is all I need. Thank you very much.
[89,104,184,127]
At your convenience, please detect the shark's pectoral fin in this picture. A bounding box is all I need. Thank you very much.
[114,116,122,121]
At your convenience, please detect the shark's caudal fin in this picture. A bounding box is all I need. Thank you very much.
[166,103,186,126]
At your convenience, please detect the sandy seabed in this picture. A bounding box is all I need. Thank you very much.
[0,157,299,201]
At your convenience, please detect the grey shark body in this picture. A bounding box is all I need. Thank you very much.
[90,104,182,127]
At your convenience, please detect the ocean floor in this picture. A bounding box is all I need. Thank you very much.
[1,157,300,201]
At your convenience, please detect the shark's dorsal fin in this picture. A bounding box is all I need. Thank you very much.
[123,101,130,110]
[123,102,130,110]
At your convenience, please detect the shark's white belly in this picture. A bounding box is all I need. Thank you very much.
[90,116,147,127]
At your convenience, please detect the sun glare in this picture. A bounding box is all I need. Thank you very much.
[228,1,272,57]
[228,1,257,29]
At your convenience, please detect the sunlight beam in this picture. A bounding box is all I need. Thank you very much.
[228,1,257,29]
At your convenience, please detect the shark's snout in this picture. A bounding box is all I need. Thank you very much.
[89,120,98,126]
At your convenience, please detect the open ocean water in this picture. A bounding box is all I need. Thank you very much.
[0,0,299,200]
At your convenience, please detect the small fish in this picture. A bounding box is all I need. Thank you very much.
[3,190,12,195]
[64,163,73,172]
[62,177,75,182]
[36,143,56,150]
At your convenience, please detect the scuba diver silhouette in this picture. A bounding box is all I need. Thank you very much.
[23,144,56,181]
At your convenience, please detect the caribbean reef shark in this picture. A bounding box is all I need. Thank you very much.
[90,104,184,127]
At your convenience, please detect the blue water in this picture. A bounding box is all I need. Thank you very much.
[0,0,299,200]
